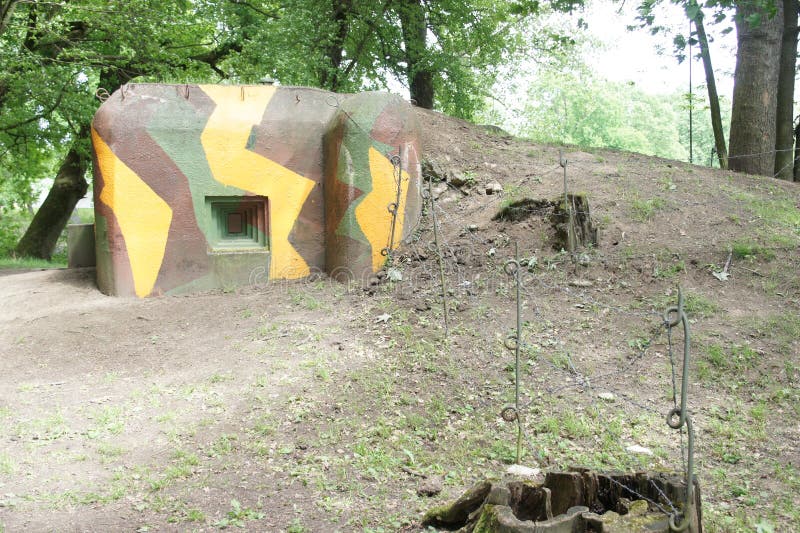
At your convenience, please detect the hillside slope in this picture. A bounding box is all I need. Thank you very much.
[412,107,800,530]
[0,108,798,532]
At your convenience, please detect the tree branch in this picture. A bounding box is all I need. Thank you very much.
[228,0,281,19]
[0,86,66,132]
[0,0,21,36]
[340,0,395,82]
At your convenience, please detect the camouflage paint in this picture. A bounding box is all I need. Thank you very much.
[323,93,420,279]
[91,84,421,297]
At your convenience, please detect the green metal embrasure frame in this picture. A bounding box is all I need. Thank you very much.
[205,196,269,251]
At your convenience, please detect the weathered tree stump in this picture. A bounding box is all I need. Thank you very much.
[549,193,598,252]
[422,469,702,533]
[492,194,598,252]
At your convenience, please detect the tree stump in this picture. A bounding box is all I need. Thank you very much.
[549,193,598,252]
[492,194,598,252]
[422,469,702,533]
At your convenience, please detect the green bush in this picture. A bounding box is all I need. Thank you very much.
[0,210,29,256]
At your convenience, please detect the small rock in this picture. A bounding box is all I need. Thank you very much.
[369,276,380,286]
[485,182,503,195]
[450,174,471,187]
[387,267,403,282]
[421,159,446,182]
[415,301,431,311]
[598,392,615,402]
[506,464,541,479]
[467,224,478,232]
[417,476,444,497]
[626,444,654,456]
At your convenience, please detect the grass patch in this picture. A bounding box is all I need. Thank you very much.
[731,240,776,261]
[654,259,685,279]
[697,343,760,384]
[652,290,719,318]
[209,434,237,457]
[630,197,666,221]
[289,288,323,310]
[96,442,126,459]
[0,256,66,269]
[0,208,72,265]
[14,411,68,440]
[214,499,264,529]
[87,405,125,437]
[748,311,800,356]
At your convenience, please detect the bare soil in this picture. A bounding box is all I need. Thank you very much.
[1,108,798,532]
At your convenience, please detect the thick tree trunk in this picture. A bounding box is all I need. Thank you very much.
[14,126,90,259]
[398,0,434,109]
[14,69,128,259]
[692,11,728,169]
[318,0,352,91]
[729,2,784,176]
[775,0,798,180]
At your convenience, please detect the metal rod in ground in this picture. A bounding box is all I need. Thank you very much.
[384,147,403,267]
[664,287,698,531]
[513,241,522,463]
[428,178,449,339]
[560,150,576,261]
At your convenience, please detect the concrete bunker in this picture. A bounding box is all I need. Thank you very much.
[91,84,422,297]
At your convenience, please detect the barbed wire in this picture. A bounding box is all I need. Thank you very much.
[405,162,712,525]
[725,147,796,160]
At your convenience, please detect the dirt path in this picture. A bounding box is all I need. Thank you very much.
[1,270,382,531]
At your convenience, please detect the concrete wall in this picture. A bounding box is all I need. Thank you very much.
[91,84,421,297]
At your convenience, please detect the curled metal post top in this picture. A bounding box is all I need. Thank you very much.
[500,405,519,422]
[663,287,685,327]
[503,259,520,277]
[504,335,518,351]
[664,287,691,430]
[663,286,695,532]
[325,95,340,108]
[95,88,110,102]
[666,407,683,430]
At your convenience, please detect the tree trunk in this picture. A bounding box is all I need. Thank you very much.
[794,119,800,180]
[729,1,784,176]
[318,0,352,91]
[692,9,728,169]
[14,126,90,259]
[775,0,798,180]
[398,0,434,109]
[0,0,21,36]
